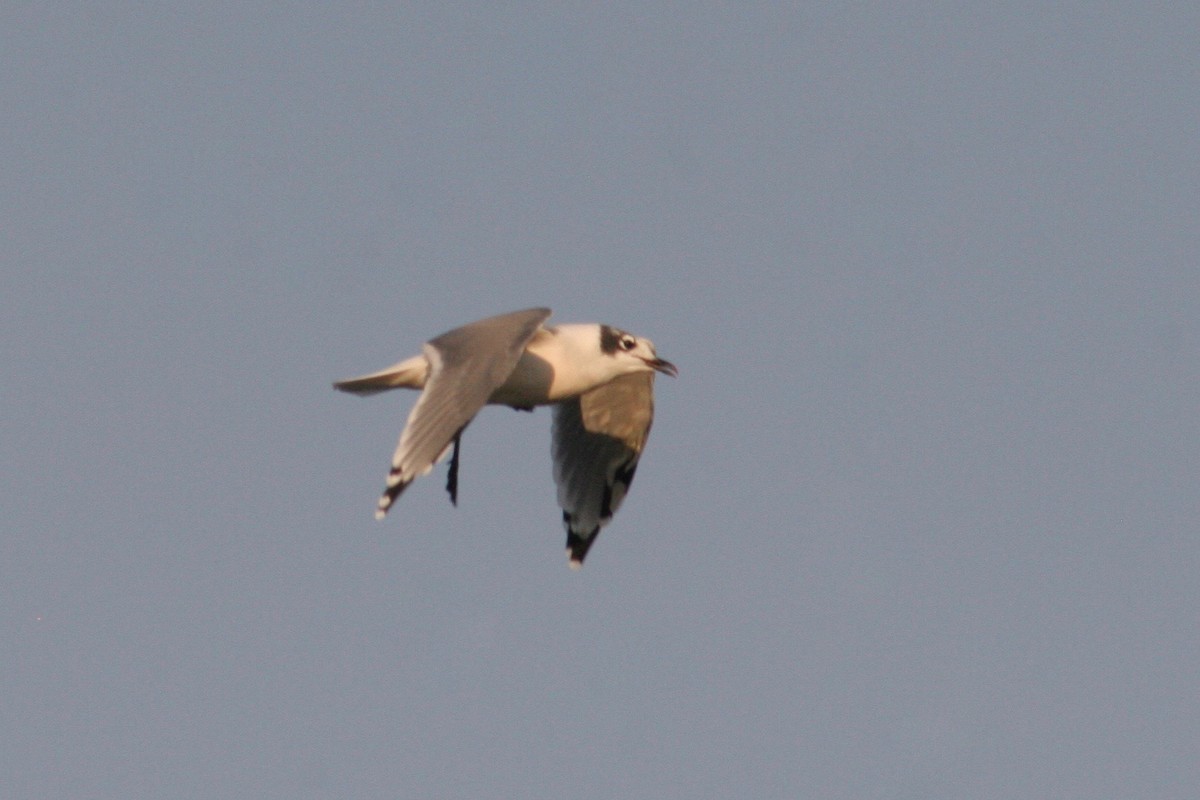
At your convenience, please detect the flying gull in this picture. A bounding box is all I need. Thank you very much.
[334,308,677,568]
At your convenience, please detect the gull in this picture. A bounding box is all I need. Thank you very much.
[334,308,677,568]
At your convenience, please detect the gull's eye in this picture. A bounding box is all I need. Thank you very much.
[619,335,637,351]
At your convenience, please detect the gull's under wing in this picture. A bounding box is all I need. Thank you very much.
[376,307,552,518]
[551,371,655,568]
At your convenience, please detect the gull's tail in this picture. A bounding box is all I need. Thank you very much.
[333,354,428,396]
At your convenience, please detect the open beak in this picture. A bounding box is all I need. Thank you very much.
[645,356,678,378]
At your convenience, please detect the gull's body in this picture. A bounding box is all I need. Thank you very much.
[334,308,676,568]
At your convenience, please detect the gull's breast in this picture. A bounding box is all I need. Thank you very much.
[487,349,556,408]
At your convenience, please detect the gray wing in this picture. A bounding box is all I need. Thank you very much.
[551,372,655,568]
[376,308,552,519]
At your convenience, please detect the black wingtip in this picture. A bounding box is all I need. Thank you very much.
[565,525,600,568]
[376,474,410,520]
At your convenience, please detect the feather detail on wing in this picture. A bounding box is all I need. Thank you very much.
[375,308,552,518]
[551,372,655,568]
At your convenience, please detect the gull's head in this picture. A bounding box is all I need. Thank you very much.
[599,325,678,378]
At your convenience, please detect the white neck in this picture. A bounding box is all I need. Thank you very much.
[526,324,623,401]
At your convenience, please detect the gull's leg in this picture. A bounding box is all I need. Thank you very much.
[445,433,462,506]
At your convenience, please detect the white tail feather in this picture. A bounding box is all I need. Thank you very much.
[333,354,428,396]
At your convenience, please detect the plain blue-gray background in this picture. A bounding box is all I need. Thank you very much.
[4,4,1197,798]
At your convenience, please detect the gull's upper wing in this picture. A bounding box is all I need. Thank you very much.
[376,307,552,518]
[551,371,655,568]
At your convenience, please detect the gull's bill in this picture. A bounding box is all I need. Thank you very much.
[334,308,675,567]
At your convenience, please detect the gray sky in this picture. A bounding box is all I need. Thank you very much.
[4,4,1197,799]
